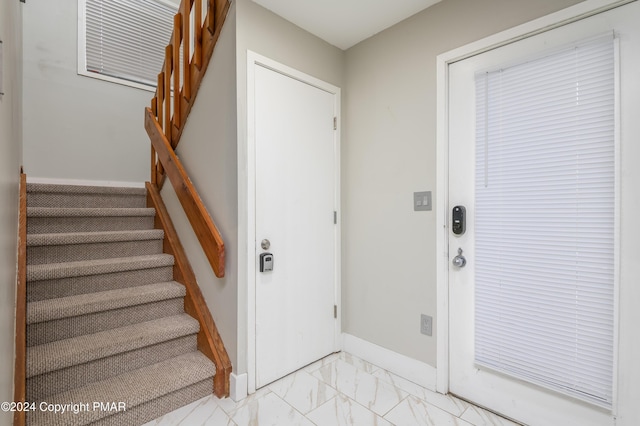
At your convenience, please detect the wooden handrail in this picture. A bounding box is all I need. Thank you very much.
[145,107,225,278]
[144,0,230,393]
[14,172,27,426]
[146,182,232,397]
[146,0,229,278]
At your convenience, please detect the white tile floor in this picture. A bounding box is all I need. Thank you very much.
[143,352,521,426]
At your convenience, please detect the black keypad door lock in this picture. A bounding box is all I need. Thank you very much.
[452,206,466,235]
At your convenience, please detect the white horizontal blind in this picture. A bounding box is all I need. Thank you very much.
[474,35,615,408]
[85,0,176,87]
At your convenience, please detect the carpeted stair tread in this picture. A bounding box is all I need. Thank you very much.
[27,254,175,282]
[24,182,220,424]
[91,380,211,426]
[27,298,186,347]
[27,184,148,209]
[27,230,165,265]
[27,314,200,378]
[27,281,185,324]
[27,351,215,426]
[26,335,197,401]
[27,207,156,218]
[27,183,147,196]
[27,265,174,302]
[27,229,164,246]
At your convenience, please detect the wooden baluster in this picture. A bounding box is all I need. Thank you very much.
[157,72,166,179]
[183,2,191,100]
[149,0,231,157]
[151,146,157,185]
[173,14,182,130]
[151,96,158,118]
[207,0,215,35]
[195,0,202,69]
[164,45,173,146]
[157,73,164,131]
[151,97,158,184]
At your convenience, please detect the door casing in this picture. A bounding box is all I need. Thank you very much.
[246,51,342,394]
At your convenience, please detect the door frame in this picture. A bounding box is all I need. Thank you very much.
[246,51,342,394]
[435,0,631,396]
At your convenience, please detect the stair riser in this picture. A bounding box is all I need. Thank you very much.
[27,239,163,265]
[27,193,147,209]
[27,216,155,234]
[27,266,174,302]
[26,335,197,402]
[92,379,212,426]
[28,298,185,346]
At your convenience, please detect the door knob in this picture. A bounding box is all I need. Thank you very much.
[261,239,271,250]
[452,248,467,268]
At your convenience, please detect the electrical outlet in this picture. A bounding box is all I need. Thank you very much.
[421,314,433,336]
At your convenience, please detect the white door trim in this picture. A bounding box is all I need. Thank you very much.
[435,0,634,395]
[246,51,341,394]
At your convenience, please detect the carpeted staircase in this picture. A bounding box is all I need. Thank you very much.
[25,183,216,425]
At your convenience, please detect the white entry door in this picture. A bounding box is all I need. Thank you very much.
[254,62,339,388]
[447,3,640,425]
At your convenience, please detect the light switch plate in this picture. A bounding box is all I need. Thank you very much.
[414,191,432,211]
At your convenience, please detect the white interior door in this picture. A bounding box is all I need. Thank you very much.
[254,63,338,388]
[448,3,640,425]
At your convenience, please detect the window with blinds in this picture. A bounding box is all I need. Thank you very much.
[474,35,616,408]
[78,0,176,90]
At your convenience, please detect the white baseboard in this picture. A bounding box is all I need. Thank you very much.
[230,372,248,402]
[342,333,437,391]
[26,177,146,188]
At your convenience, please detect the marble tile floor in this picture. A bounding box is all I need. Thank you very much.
[143,352,521,426]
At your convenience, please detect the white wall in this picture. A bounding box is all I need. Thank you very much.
[0,0,22,422]
[22,0,155,183]
[235,0,345,377]
[342,0,584,367]
[160,1,239,370]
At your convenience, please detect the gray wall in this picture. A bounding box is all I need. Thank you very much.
[22,0,156,183]
[342,0,584,367]
[0,0,22,422]
[235,0,345,375]
[160,1,240,370]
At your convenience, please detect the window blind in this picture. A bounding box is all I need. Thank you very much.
[85,0,176,87]
[474,35,615,408]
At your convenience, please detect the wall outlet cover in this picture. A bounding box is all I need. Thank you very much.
[421,314,433,336]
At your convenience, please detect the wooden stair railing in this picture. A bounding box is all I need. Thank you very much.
[146,182,232,398]
[145,108,225,278]
[147,0,229,278]
[149,0,230,187]
[145,0,231,398]
[14,172,27,426]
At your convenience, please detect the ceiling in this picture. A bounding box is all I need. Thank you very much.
[251,0,442,50]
